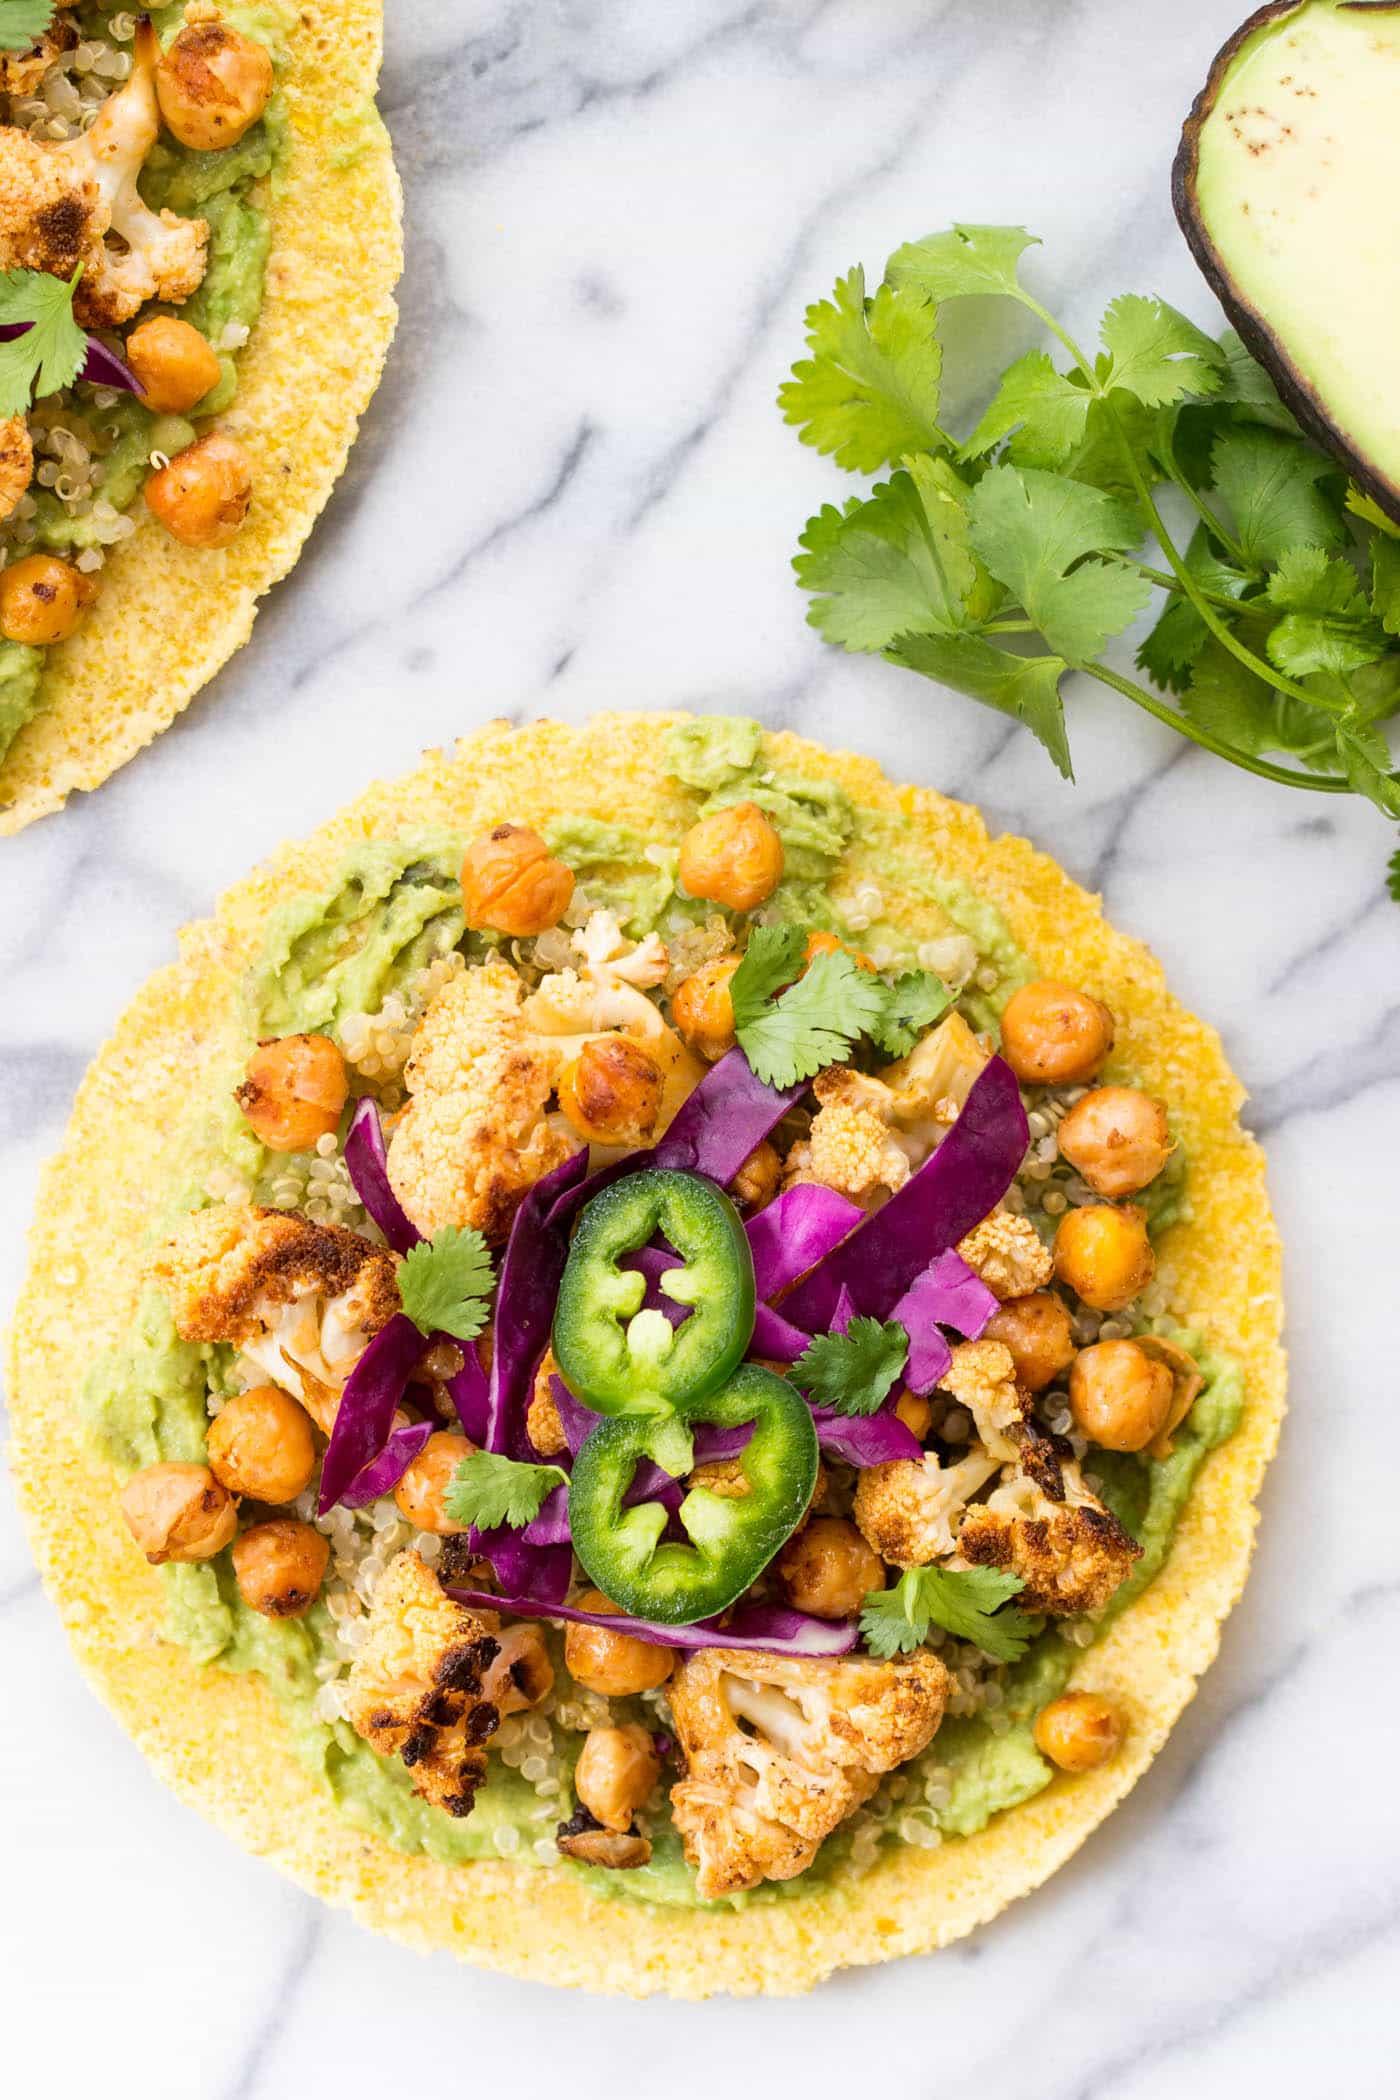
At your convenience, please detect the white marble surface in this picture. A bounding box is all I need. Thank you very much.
[4,0,1399,2085]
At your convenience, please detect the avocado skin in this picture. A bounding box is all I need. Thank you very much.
[1173,0,1400,526]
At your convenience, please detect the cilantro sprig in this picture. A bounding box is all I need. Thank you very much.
[444,1451,566,1532]
[0,1,55,54]
[730,924,950,1088]
[790,1316,908,1417]
[783,223,1400,895]
[0,267,87,419]
[397,1226,495,1342]
[860,1564,1036,1663]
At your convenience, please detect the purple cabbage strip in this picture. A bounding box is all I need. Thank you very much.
[344,1096,420,1254]
[522,1482,571,1547]
[810,1406,922,1467]
[444,1586,858,1656]
[652,1046,807,1186]
[750,1302,810,1363]
[745,1184,862,1300]
[317,1312,429,1514]
[339,1417,435,1509]
[781,1056,1028,1332]
[447,1343,491,1443]
[830,1282,857,1336]
[890,1248,996,1393]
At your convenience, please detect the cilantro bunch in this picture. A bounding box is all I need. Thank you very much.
[781,226,1400,900]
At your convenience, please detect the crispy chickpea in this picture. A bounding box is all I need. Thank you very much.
[393,1430,475,1535]
[1058,1086,1173,1199]
[731,1139,780,1209]
[155,21,274,150]
[776,1516,884,1619]
[231,1518,330,1619]
[564,1590,675,1695]
[1069,1339,1175,1453]
[0,554,97,645]
[983,1291,1077,1392]
[1053,1203,1155,1312]
[460,823,574,937]
[145,431,254,549]
[1000,980,1115,1086]
[120,1462,237,1564]
[557,1035,663,1146]
[895,1389,932,1439]
[124,315,222,415]
[677,802,784,912]
[1034,1691,1124,1772]
[206,1385,316,1503]
[483,1624,555,1716]
[803,929,875,971]
[671,956,739,1061]
[234,1032,348,1151]
[575,1723,659,1834]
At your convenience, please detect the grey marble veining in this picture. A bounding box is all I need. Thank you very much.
[3,1,1398,2089]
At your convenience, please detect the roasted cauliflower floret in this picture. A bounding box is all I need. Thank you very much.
[0,415,33,520]
[0,14,78,99]
[939,1338,1034,1461]
[786,1014,995,1205]
[0,124,98,279]
[149,1203,400,1434]
[523,912,702,1133]
[525,1350,569,1458]
[570,907,669,991]
[958,1208,1054,1300]
[668,1647,949,1899]
[879,1010,990,1125]
[956,1443,1141,1614]
[345,1551,503,1817]
[854,1449,1000,1568]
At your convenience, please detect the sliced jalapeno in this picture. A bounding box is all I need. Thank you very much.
[567,1363,819,1624]
[552,1167,755,1416]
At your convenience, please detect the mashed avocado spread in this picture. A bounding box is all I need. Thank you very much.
[81,720,1243,1909]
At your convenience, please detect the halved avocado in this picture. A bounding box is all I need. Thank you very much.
[1175,0,1400,521]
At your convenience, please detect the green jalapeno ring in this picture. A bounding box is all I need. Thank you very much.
[553,1167,756,1416]
[567,1363,820,1625]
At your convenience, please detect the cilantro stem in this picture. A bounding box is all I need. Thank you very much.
[1109,552,1244,615]
[1153,410,1251,569]
[1082,661,1351,792]
[982,618,1036,635]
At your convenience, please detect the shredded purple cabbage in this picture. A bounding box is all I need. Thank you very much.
[446,1342,491,1443]
[891,1248,996,1392]
[317,1312,429,1514]
[810,1405,922,1466]
[745,1184,861,1299]
[339,1417,435,1508]
[652,1047,807,1185]
[344,1096,420,1254]
[750,1302,811,1363]
[443,1585,858,1655]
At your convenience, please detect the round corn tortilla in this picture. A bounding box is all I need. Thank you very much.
[6,714,1286,1995]
[0,0,402,834]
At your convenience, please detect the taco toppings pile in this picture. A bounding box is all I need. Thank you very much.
[86,719,1243,1909]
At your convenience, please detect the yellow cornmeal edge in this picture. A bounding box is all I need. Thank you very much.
[6,714,1286,1996]
[0,0,403,832]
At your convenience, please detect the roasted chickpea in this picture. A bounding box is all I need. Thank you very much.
[557,1035,663,1146]
[1058,1086,1173,1198]
[1000,980,1115,1086]
[671,956,739,1061]
[155,21,274,150]
[145,431,254,549]
[1053,1203,1155,1312]
[776,1516,884,1619]
[1069,1339,1175,1453]
[206,1385,316,1503]
[574,1723,660,1833]
[393,1430,475,1535]
[460,823,574,937]
[895,1389,932,1439]
[731,1139,780,1210]
[120,1462,237,1564]
[231,1518,330,1618]
[124,315,222,414]
[1033,1691,1124,1772]
[983,1291,1077,1392]
[483,1624,555,1716]
[234,1032,348,1151]
[677,802,784,912]
[0,554,96,645]
[564,1590,675,1695]
[803,929,875,971]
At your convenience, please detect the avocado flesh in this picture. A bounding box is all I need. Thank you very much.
[1175,0,1400,520]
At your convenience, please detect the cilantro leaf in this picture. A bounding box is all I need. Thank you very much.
[795,456,980,652]
[734,941,887,1089]
[0,267,86,417]
[443,1451,566,1533]
[1214,328,1300,435]
[865,968,952,1057]
[888,223,1040,303]
[1388,842,1400,903]
[860,1565,1035,1662]
[1262,547,1387,679]
[966,463,1151,664]
[888,630,1074,780]
[960,349,1090,467]
[1098,294,1225,408]
[790,1317,908,1416]
[1371,535,1400,639]
[0,0,55,54]
[1181,640,1337,767]
[1136,527,1253,695]
[397,1225,496,1341]
[1347,486,1400,540]
[778,265,948,473]
[1335,721,1400,819]
[1211,428,1347,567]
[728,924,806,1029]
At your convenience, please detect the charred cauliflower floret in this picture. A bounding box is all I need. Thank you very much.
[525,1350,569,1458]
[956,1441,1141,1614]
[939,1338,1034,1461]
[345,1551,503,1817]
[0,14,78,99]
[785,1014,994,1205]
[668,1647,949,1899]
[854,1449,1001,1567]
[0,22,208,326]
[0,415,33,520]
[149,1203,400,1434]
[958,1208,1054,1300]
